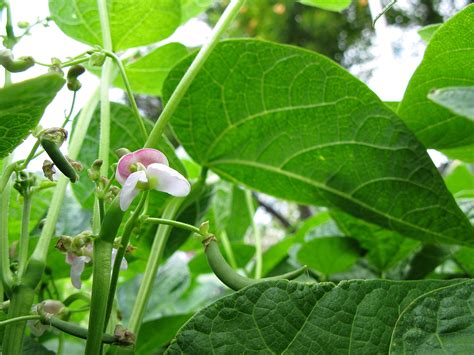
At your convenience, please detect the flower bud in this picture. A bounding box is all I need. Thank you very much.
[199,221,210,236]
[17,21,30,29]
[88,52,106,67]
[114,325,135,346]
[115,148,131,158]
[42,160,56,181]
[87,159,103,181]
[0,50,35,72]
[56,235,73,252]
[66,156,83,172]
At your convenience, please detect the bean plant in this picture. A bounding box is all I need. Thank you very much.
[1,0,474,354]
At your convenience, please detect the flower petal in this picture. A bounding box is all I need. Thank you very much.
[134,148,168,168]
[120,171,147,211]
[116,149,169,185]
[146,163,191,197]
[70,256,88,289]
[111,248,128,271]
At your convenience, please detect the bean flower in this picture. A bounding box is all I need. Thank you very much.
[65,244,127,289]
[116,148,191,211]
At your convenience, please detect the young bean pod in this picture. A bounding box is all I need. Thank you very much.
[204,236,307,291]
[0,49,34,72]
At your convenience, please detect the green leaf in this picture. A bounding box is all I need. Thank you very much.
[164,39,474,246]
[444,164,474,198]
[332,211,420,272]
[441,145,474,163]
[181,0,213,23]
[115,43,188,96]
[166,279,474,353]
[71,102,184,209]
[137,314,193,354]
[0,73,65,158]
[297,0,351,12]
[428,86,474,121]
[48,0,181,51]
[417,23,442,42]
[398,5,474,151]
[297,236,360,275]
[405,244,453,280]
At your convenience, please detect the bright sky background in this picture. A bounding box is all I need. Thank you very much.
[1,0,451,169]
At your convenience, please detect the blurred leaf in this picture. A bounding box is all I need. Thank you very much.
[297,0,351,12]
[297,236,360,276]
[118,255,190,323]
[332,211,420,272]
[48,0,181,51]
[137,314,193,354]
[417,23,442,42]
[0,73,65,158]
[167,279,474,354]
[164,39,474,246]
[442,145,474,163]
[72,102,184,209]
[115,43,188,96]
[22,337,55,354]
[444,164,474,198]
[181,0,214,23]
[405,244,454,280]
[428,86,474,121]
[399,5,474,156]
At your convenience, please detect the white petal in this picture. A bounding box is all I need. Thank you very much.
[111,248,128,271]
[120,171,147,211]
[70,257,87,289]
[146,164,191,197]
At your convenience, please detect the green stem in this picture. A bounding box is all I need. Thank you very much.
[0,156,13,291]
[143,216,202,235]
[245,190,262,279]
[59,56,90,68]
[220,230,238,269]
[103,50,148,142]
[58,332,64,355]
[18,140,41,170]
[128,198,184,335]
[105,192,148,329]
[98,59,113,177]
[144,0,246,148]
[2,285,36,354]
[0,314,40,327]
[0,161,17,194]
[17,193,32,277]
[85,197,125,355]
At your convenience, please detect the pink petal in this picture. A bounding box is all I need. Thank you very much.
[116,149,169,185]
[120,171,147,211]
[146,163,191,197]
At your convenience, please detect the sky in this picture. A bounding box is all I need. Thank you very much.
[1,0,449,168]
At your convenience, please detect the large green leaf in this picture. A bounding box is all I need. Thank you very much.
[166,279,474,353]
[332,211,420,272]
[0,73,65,158]
[71,103,184,209]
[428,86,474,121]
[115,43,188,96]
[297,0,351,12]
[164,39,474,246]
[398,5,474,152]
[48,0,181,51]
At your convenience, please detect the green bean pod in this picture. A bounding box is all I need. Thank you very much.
[40,138,78,183]
[204,236,307,291]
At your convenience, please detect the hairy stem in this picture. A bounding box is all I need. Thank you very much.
[143,216,202,235]
[103,50,148,142]
[245,190,262,279]
[0,156,13,291]
[0,314,40,327]
[145,0,246,148]
[105,192,148,329]
[17,193,32,277]
[128,198,184,335]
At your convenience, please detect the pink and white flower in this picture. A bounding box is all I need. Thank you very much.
[116,148,190,211]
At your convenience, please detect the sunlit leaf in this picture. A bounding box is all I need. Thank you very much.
[417,23,442,42]
[48,0,181,50]
[164,39,474,246]
[0,73,65,158]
